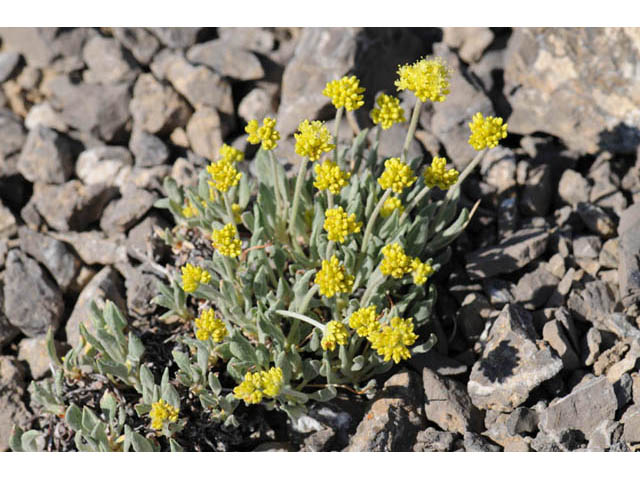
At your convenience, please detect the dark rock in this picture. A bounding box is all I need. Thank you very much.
[482,278,516,308]
[149,27,201,48]
[82,36,139,84]
[558,169,590,206]
[468,304,563,412]
[514,263,559,309]
[466,227,549,280]
[112,27,160,65]
[186,107,224,161]
[0,52,21,82]
[577,202,616,238]
[3,249,64,337]
[76,146,133,186]
[613,373,633,410]
[17,125,73,184]
[422,368,483,434]
[126,213,169,264]
[100,187,157,233]
[129,130,169,167]
[497,197,519,238]
[457,293,493,343]
[50,230,127,266]
[520,164,552,216]
[413,427,457,452]
[18,227,80,291]
[618,203,640,310]
[0,356,30,451]
[462,432,501,452]
[543,319,580,371]
[187,39,264,80]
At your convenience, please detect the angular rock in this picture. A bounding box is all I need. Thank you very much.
[521,164,552,216]
[65,266,126,348]
[238,87,278,123]
[127,213,169,263]
[577,202,617,238]
[605,341,640,384]
[82,36,139,84]
[18,336,66,379]
[506,407,539,436]
[0,356,30,452]
[76,146,133,186]
[186,107,224,161]
[600,237,619,269]
[50,230,127,266]
[573,235,601,259]
[129,130,169,167]
[217,27,275,54]
[18,227,80,291]
[0,27,55,68]
[423,368,483,434]
[468,304,563,412]
[0,201,16,238]
[442,27,494,64]
[0,283,19,348]
[463,432,501,452]
[543,319,580,371]
[119,264,159,317]
[413,427,457,452]
[149,27,200,48]
[558,169,590,206]
[480,146,517,195]
[24,102,68,132]
[3,249,64,337]
[100,187,157,233]
[17,125,73,184]
[0,51,21,83]
[618,202,640,309]
[186,39,264,80]
[622,405,640,444]
[0,109,26,163]
[466,227,549,280]
[112,27,160,65]
[457,293,493,343]
[514,263,559,309]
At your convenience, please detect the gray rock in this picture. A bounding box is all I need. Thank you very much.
[506,407,539,436]
[0,283,19,348]
[65,266,126,348]
[0,201,16,238]
[423,368,483,435]
[129,73,192,135]
[480,147,517,195]
[497,197,519,238]
[468,304,563,412]
[186,107,224,161]
[0,52,21,82]
[0,109,26,163]
[119,264,159,317]
[463,432,501,452]
[587,419,623,451]
[413,427,457,452]
[17,126,73,184]
[344,370,424,451]
[129,130,169,167]
[573,235,602,258]
[18,336,66,379]
[99,187,157,233]
[521,164,552,216]
[577,202,617,238]
[605,341,640,384]
[82,36,139,84]
[558,169,590,206]
[0,28,55,68]
[614,373,633,410]
[3,249,64,337]
[622,404,640,444]
[76,146,133,186]
[482,278,516,307]
[126,213,169,264]
[300,427,335,452]
[24,102,68,132]
[466,227,549,280]
[32,180,117,231]
[515,263,559,309]
[583,327,602,367]
[442,27,494,64]
[112,27,160,65]
[238,87,278,124]
[16,64,41,90]
[618,202,640,309]
[543,319,580,371]
[187,39,264,80]
[457,293,493,343]
[408,348,468,377]
[217,27,275,54]
[540,376,618,440]
[0,356,30,452]
[149,28,200,48]
[18,227,80,291]
[50,230,127,266]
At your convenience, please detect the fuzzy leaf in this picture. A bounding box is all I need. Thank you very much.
[208,373,222,396]
[308,386,337,402]
[65,404,83,432]
[229,331,258,364]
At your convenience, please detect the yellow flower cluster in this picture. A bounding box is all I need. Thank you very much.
[294,120,335,161]
[206,158,242,193]
[468,112,508,151]
[348,305,381,338]
[233,367,284,405]
[378,157,417,194]
[149,399,179,431]
[411,258,434,286]
[423,156,459,190]
[322,75,365,111]
[194,308,228,342]
[395,57,451,103]
[381,196,404,218]
[231,203,243,224]
[245,117,280,151]
[313,160,351,195]
[321,320,349,351]
[323,206,362,243]
[211,223,242,258]
[219,143,244,163]
[181,264,211,293]
[182,199,198,218]
[315,255,354,298]
[379,243,413,278]
[370,93,406,130]
[369,317,419,363]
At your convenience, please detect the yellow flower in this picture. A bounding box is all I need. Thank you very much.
[231,203,243,224]
[321,321,349,351]
[411,258,434,286]
[313,160,351,195]
[468,112,508,150]
[369,317,418,364]
[380,196,404,218]
[219,143,244,163]
[315,255,354,298]
[377,157,417,194]
[181,264,211,293]
[206,158,242,193]
[379,243,413,278]
[423,156,459,190]
[245,117,280,151]
[395,56,451,103]
[211,223,242,258]
[149,399,179,431]
[194,308,228,342]
[323,206,362,243]
[182,199,198,218]
[370,93,406,130]
[322,75,365,111]
[294,120,335,161]
[348,305,381,338]
[233,367,283,405]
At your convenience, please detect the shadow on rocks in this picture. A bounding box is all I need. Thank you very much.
[478,340,520,383]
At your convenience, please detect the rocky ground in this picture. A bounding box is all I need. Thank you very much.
[1,27,640,452]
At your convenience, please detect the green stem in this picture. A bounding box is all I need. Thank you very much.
[326,241,335,259]
[400,186,431,223]
[268,150,283,217]
[288,156,310,242]
[401,99,423,163]
[327,191,334,210]
[333,107,344,165]
[223,191,235,227]
[446,149,486,201]
[298,284,319,314]
[361,269,385,306]
[360,189,391,254]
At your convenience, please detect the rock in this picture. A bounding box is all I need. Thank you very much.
[18,336,66,379]
[186,39,264,80]
[0,28,55,68]
[466,227,549,280]
[0,283,19,348]
[618,203,640,309]
[482,278,516,308]
[505,407,539,436]
[558,169,590,206]
[614,373,633,410]
[47,75,130,142]
[457,293,493,343]
[583,327,602,367]
[32,180,116,232]
[0,109,26,164]
[605,341,640,384]
[543,319,580,371]
[0,52,21,82]
[16,65,41,90]
[408,348,468,377]
[413,427,457,452]
[300,427,335,452]
[18,227,80,291]
[24,102,67,132]
[521,164,552,216]
[112,27,160,65]
[463,432,501,452]
[540,376,618,441]
[129,130,169,167]
[577,202,616,238]
[587,419,623,451]
[126,213,169,263]
[65,266,126,348]
[82,36,138,84]
[0,201,16,238]
[504,28,640,154]
[217,27,275,54]
[17,126,73,184]
[468,304,563,412]
[497,197,518,238]
[514,263,559,309]
[120,264,159,317]
[442,27,494,64]
[344,370,424,451]
[76,146,133,186]
[99,187,157,233]
[113,165,170,192]
[547,254,565,279]
[50,230,127,266]
[573,235,602,259]
[238,87,278,123]
[422,368,483,434]
[0,356,30,452]
[480,147,517,195]
[622,404,640,444]
[149,27,200,48]
[186,107,225,161]
[3,249,64,337]
[129,73,192,135]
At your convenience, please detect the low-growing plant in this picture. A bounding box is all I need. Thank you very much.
[12,56,507,451]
